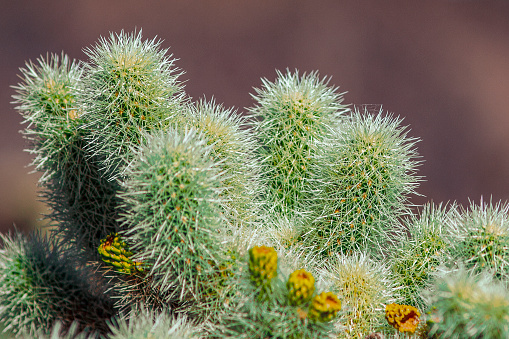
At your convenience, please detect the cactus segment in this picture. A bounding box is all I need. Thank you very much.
[248,69,348,217]
[80,29,185,179]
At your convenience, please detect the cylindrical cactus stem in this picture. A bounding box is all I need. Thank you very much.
[79,29,185,180]
[247,69,348,218]
[302,106,421,257]
[287,269,315,306]
[118,127,229,317]
[12,52,121,253]
[308,291,341,323]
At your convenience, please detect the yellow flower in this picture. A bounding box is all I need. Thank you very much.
[308,291,341,322]
[248,246,277,287]
[385,303,421,333]
[287,269,315,306]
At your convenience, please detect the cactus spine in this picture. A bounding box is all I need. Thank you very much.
[390,202,452,310]
[446,198,509,279]
[0,232,115,337]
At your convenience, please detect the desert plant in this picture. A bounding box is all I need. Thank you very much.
[247,69,348,218]
[424,268,509,338]
[79,29,185,180]
[0,231,115,337]
[446,198,509,279]
[7,29,507,338]
[301,107,421,257]
[116,127,233,319]
[12,53,121,253]
[389,202,453,311]
[210,246,340,338]
[320,252,402,337]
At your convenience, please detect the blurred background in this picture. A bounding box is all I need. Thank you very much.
[1,0,509,233]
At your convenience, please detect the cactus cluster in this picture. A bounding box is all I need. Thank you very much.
[5,29,509,338]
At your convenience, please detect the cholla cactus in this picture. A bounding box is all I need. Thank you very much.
[390,202,452,310]
[80,29,184,179]
[118,127,229,315]
[287,269,316,306]
[0,231,115,337]
[385,303,421,334]
[172,98,265,230]
[446,198,509,279]
[321,252,402,337]
[98,233,144,275]
[425,269,509,338]
[248,69,348,218]
[308,292,342,323]
[12,53,120,253]
[302,107,421,257]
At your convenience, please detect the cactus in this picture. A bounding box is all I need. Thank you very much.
[424,269,509,338]
[302,106,421,257]
[9,29,509,338]
[321,252,402,337]
[172,98,265,231]
[446,198,509,279]
[385,303,421,334]
[210,246,338,338]
[389,202,452,310]
[12,53,120,253]
[79,29,184,179]
[118,127,230,317]
[106,306,197,339]
[248,69,348,218]
[0,231,115,337]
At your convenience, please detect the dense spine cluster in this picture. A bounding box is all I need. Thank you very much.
[446,198,509,278]
[0,232,115,337]
[248,70,348,218]
[303,107,421,257]
[425,269,509,338]
[13,53,120,253]
[390,202,451,310]
[80,29,184,179]
[118,128,230,317]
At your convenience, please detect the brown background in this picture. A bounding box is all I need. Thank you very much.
[1,1,509,233]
